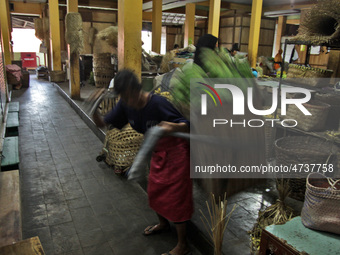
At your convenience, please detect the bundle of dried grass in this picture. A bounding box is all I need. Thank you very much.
[200,193,237,255]
[65,13,84,54]
[89,27,97,46]
[249,179,294,254]
[97,26,118,48]
[34,18,44,40]
[295,0,340,44]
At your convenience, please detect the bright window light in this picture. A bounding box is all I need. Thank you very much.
[12,28,42,52]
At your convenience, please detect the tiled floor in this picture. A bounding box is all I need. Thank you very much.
[13,75,303,255]
[14,77,203,255]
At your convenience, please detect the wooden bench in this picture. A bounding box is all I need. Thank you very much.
[0,170,22,248]
[1,137,19,171]
[6,112,19,137]
[259,216,340,255]
[0,236,45,255]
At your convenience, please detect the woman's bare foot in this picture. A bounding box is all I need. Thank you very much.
[143,223,170,236]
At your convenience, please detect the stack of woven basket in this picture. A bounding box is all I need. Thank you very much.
[93,53,115,88]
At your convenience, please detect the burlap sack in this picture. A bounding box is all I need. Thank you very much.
[301,173,340,234]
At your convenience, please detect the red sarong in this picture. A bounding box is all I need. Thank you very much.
[148,136,193,222]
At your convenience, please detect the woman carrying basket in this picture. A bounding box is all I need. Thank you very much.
[93,69,193,255]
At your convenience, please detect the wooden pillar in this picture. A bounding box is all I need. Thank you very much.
[0,0,12,65]
[152,0,162,53]
[49,0,62,71]
[67,0,80,99]
[184,3,195,47]
[275,16,287,54]
[118,0,142,78]
[208,0,221,38]
[248,0,263,68]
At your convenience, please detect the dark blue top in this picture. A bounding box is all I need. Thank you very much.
[104,94,189,134]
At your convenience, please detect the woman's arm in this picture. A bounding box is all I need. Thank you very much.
[92,109,106,128]
[158,121,189,135]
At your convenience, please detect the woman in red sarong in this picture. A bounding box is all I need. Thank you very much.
[93,69,193,255]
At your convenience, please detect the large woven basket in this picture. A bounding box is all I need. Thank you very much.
[104,125,144,172]
[275,136,338,201]
[50,70,66,83]
[93,53,114,88]
[287,64,333,87]
[315,92,340,130]
[284,100,331,131]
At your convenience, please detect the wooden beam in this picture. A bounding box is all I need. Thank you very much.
[49,0,62,71]
[184,3,195,47]
[286,19,300,25]
[0,0,12,65]
[208,0,221,38]
[0,236,45,255]
[275,16,287,54]
[248,0,263,68]
[143,11,152,21]
[152,0,162,53]
[118,0,142,78]
[10,2,43,16]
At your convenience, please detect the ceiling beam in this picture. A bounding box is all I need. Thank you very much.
[163,7,208,17]
[143,0,177,11]
[59,0,118,9]
[262,2,314,12]
[198,1,251,11]
[10,2,44,16]
[144,0,207,12]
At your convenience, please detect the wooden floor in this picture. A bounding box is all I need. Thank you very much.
[0,236,45,255]
[0,170,21,247]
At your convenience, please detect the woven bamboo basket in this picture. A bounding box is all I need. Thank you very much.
[104,125,144,172]
[284,100,331,131]
[93,53,114,88]
[275,136,339,201]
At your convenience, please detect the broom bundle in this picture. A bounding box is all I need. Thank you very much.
[34,18,44,41]
[96,26,118,48]
[295,0,340,44]
[249,179,294,253]
[200,193,237,255]
[65,12,84,54]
